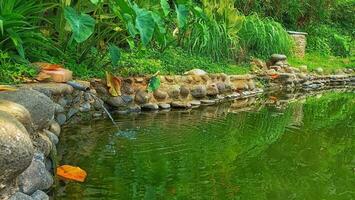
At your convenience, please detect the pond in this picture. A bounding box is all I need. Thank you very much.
[55,91,354,200]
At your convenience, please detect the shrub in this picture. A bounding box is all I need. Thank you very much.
[238,15,293,59]
[306,25,351,57]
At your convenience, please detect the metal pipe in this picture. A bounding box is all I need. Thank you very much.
[66,81,90,91]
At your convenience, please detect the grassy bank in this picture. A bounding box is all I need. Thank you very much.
[289,53,354,73]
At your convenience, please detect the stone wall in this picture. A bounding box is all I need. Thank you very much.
[288,31,307,58]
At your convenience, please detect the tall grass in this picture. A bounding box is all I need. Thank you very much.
[181,0,244,61]
[238,15,294,59]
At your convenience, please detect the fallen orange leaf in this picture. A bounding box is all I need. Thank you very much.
[106,71,121,96]
[0,85,18,92]
[57,165,87,182]
[33,62,64,71]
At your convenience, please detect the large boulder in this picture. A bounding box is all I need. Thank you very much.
[0,89,55,131]
[0,112,34,192]
[18,153,53,195]
[0,100,33,133]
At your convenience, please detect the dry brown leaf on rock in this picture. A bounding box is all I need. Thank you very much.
[106,71,122,96]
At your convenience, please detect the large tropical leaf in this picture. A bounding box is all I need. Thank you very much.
[160,0,170,16]
[123,13,137,37]
[108,43,121,67]
[64,7,95,43]
[175,4,189,29]
[151,12,166,34]
[147,75,161,93]
[133,5,155,46]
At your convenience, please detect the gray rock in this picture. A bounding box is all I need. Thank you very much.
[128,105,141,112]
[153,90,168,100]
[9,192,33,200]
[167,85,181,99]
[201,100,216,105]
[191,85,207,98]
[79,102,91,112]
[57,97,67,107]
[0,112,34,188]
[53,103,64,113]
[271,54,287,62]
[0,89,55,131]
[121,95,134,104]
[190,100,201,107]
[93,98,104,110]
[0,100,33,133]
[180,85,190,98]
[184,69,207,76]
[18,153,53,195]
[84,92,93,101]
[171,101,192,109]
[31,190,49,200]
[44,130,59,145]
[122,81,134,95]
[141,103,159,110]
[216,82,226,93]
[207,84,219,96]
[135,90,150,104]
[158,103,171,109]
[67,108,79,119]
[49,121,61,136]
[56,113,66,125]
[33,132,52,156]
[107,96,127,108]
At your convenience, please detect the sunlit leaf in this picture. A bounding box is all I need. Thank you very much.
[160,0,170,16]
[57,165,87,182]
[64,7,95,43]
[108,43,121,67]
[90,0,102,5]
[147,75,161,93]
[175,4,189,29]
[106,72,121,96]
[0,19,3,35]
[151,12,166,34]
[133,4,155,46]
[123,14,137,37]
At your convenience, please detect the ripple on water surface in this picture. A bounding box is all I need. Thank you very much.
[56,92,355,200]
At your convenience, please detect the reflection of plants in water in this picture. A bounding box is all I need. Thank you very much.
[57,92,355,200]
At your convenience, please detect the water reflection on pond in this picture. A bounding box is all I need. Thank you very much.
[56,91,354,200]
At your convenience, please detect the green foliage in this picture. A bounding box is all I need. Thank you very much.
[117,48,250,76]
[147,76,161,92]
[180,0,244,61]
[306,25,352,57]
[0,0,49,59]
[64,7,96,43]
[108,43,121,67]
[289,53,354,73]
[0,51,37,84]
[238,15,293,59]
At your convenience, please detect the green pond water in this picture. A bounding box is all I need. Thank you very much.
[55,91,355,200]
